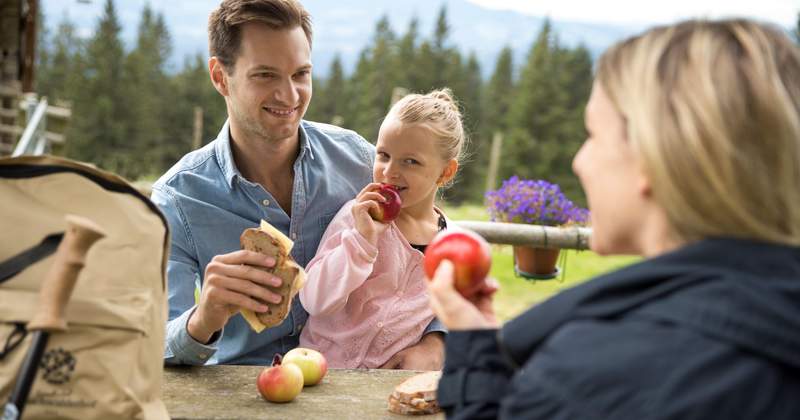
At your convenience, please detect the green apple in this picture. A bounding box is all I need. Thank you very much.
[283,347,328,386]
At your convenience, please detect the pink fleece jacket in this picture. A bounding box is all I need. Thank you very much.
[298,199,440,368]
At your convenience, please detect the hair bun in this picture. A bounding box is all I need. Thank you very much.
[427,88,459,112]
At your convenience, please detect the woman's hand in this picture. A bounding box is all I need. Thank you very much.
[351,183,390,245]
[427,260,500,330]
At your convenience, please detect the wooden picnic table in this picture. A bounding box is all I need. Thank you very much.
[163,365,445,419]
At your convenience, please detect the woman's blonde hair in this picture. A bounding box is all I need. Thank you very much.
[388,88,467,163]
[597,19,800,246]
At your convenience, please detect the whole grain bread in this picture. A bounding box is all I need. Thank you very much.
[239,225,304,331]
[387,371,442,415]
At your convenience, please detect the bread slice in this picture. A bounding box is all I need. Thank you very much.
[239,220,306,333]
[387,395,441,415]
[387,371,442,415]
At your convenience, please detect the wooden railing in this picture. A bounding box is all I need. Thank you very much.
[455,221,591,250]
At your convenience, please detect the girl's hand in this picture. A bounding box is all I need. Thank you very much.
[351,183,391,245]
[427,260,500,330]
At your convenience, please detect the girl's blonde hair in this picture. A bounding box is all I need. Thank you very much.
[597,19,800,246]
[388,88,467,162]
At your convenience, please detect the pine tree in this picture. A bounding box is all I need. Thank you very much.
[65,0,127,176]
[445,52,483,203]
[414,40,437,91]
[503,20,584,200]
[430,5,453,89]
[346,16,398,142]
[123,4,174,176]
[306,54,346,124]
[483,46,514,137]
[396,17,419,91]
[34,8,50,95]
[36,15,84,104]
[170,53,227,151]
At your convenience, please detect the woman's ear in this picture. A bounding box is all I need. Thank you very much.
[209,57,230,97]
[437,159,459,186]
[637,162,653,198]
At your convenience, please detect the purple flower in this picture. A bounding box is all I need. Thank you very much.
[485,177,590,226]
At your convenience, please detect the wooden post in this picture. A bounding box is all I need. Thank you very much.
[21,0,38,93]
[192,106,203,150]
[389,87,409,109]
[485,131,503,192]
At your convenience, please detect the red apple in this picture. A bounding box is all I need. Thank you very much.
[283,347,328,386]
[424,229,492,298]
[368,184,402,223]
[256,354,304,403]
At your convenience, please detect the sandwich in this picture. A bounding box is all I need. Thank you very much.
[387,371,442,415]
[239,220,306,333]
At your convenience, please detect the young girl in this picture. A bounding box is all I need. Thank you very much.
[298,89,465,368]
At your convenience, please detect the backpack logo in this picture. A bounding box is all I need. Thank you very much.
[40,348,76,385]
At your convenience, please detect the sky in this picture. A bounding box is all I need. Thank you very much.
[40,0,799,75]
[467,0,798,27]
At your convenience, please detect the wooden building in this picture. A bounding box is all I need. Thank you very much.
[0,0,37,155]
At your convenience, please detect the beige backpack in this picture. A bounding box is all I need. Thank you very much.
[0,156,169,419]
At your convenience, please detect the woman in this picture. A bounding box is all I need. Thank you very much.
[428,19,800,419]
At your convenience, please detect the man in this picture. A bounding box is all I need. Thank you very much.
[151,0,444,366]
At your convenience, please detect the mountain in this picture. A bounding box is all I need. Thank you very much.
[42,0,644,77]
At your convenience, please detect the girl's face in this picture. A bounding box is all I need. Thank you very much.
[373,116,456,211]
[572,82,650,255]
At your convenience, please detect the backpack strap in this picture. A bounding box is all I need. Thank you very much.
[0,233,64,284]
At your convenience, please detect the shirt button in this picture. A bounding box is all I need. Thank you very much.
[199,353,208,359]
[377,322,384,328]
[291,233,297,240]
[262,199,270,206]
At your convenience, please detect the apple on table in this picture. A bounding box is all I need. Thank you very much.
[283,347,328,386]
[256,354,304,403]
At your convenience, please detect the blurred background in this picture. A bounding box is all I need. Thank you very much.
[20,0,800,205]
[3,0,798,318]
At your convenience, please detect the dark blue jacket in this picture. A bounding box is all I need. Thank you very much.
[438,238,800,419]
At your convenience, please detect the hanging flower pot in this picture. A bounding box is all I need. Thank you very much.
[513,245,560,280]
[485,177,588,281]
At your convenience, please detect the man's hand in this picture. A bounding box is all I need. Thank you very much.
[187,250,283,343]
[380,332,444,370]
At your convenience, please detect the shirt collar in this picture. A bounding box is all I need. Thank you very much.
[215,119,315,188]
[297,122,315,162]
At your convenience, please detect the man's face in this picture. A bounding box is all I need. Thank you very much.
[219,24,312,144]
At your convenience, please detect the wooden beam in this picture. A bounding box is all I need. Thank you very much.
[455,221,592,250]
[0,84,20,99]
[45,104,71,120]
[0,124,22,136]
[0,108,17,119]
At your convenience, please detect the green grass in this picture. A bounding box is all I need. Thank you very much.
[441,203,639,321]
[485,246,637,320]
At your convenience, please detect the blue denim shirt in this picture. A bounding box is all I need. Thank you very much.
[151,120,379,365]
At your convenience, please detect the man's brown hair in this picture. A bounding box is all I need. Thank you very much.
[209,0,312,72]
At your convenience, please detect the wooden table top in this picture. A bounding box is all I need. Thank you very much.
[163,365,444,419]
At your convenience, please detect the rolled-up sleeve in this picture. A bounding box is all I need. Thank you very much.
[151,185,220,365]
